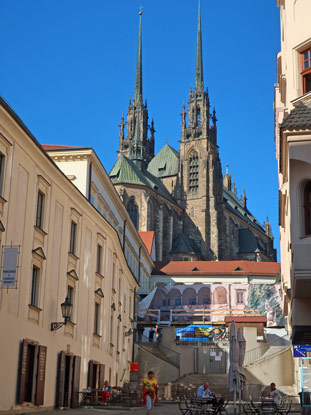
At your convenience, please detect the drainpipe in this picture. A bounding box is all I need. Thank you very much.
[138,247,141,284]
[123,220,126,251]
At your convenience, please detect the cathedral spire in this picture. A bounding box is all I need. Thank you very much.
[134,12,143,104]
[194,0,204,92]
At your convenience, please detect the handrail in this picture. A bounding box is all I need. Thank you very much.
[244,333,290,366]
[137,334,180,368]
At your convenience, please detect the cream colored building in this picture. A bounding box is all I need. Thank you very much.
[275,0,311,345]
[0,96,153,412]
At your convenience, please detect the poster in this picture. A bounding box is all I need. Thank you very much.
[1,247,18,288]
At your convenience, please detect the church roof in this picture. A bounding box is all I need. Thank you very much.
[238,228,265,255]
[223,187,265,234]
[147,143,179,178]
[170,233,202,258]
[109,155,177,204]
[280,101,311,130]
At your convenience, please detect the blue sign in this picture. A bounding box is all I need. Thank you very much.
[293,345,311,357]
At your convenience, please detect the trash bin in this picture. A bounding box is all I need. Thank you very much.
[299,392,311,406]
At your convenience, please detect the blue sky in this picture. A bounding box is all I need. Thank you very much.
[0,1,281,258]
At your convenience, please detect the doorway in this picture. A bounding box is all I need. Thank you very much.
[56,352,81,408]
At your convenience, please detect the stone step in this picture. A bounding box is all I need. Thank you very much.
[138,343,179,368]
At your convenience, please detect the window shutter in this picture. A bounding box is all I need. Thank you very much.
[88,360,94,388]
[35,345,47,405]
[56,352,66,407]
[18,340,29,404]
[99,364,105,390]
[71,355,81,408]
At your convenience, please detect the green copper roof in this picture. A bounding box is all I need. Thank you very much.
[109,155,177,204]
[147,143,179,178]
[170,233,202,258]
[134,15,142,103]
[238,228,265,254]
[194,0,204,92]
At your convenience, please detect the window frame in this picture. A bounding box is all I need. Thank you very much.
[96,244,102,274]
[301,48,311,94]
[94,302,100,335]
[188,152,199,193]
[30,266,40,307]
[69,221,77,255]
[236,291,244,305]
[0,153,5,197]
[304,181,311,235]
[67,285,74,322]
[35,191,45,229]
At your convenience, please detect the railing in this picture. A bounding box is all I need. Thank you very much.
[136,307,260,325]
[244,333,290,366]
[244,343,270,366]
[137,334,180,368]
[157,342,180,368]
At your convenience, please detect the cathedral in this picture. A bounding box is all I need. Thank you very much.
[109,6,276,264]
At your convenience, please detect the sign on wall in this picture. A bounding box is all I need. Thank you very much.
[1,246,19,288]
[293,345,311,358]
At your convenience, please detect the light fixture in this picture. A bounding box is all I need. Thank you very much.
[125,328,133,337]
[51,296,73,331]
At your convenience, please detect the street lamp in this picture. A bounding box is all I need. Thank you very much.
[51,296,73,331]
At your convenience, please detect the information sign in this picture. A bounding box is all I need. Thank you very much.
[1,247,18,288]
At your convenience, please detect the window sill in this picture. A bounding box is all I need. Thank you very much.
[300,234,311,240]
[34,226,48,236]
[96,272,104,279]
[68,252,79,261]
[28,304,42,312]
[93,332,102,338]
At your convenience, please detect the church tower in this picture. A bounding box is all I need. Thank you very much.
[118,12,155,169]
[178,1,225,260]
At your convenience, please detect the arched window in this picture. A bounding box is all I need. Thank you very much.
[304,181,311,235]
[197,108,201,125]
[127,198,139,230]
[189,152,199,193]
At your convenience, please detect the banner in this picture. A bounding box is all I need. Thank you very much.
[1,247,18,288]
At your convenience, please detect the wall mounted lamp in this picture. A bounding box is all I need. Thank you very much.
[51,296,73,331]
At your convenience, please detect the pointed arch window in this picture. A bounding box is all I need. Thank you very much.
[197,108,201,126]
[127,198,139,230]
[189,152,199,193]
[304,181,311,235]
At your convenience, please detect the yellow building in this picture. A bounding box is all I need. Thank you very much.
[275,0,311,345]
[0,95,153,411]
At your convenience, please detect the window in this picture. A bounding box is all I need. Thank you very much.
[94,302,100,335]
[304,181,311,235]
[236,291,244,304]
[96,244,102,274]
[67,286,74,321]
[203,297,210,305]
[189,152,199,193]
[175,298,181,306]
[127,198,139,229]
[197,108,201,125]
[36,191,45,229]
[30,266,40,307]
[0,153,5,196]
[69,221,77,254]
[301,48,311,94]
[189,298,196,305]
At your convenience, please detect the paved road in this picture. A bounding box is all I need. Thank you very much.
[35,403,179,415]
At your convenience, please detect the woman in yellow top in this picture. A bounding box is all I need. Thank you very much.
[139,371,159,415]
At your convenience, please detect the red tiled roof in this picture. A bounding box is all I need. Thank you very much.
[157,261,280,276]
[139,231,155,255]
[41,144,84,150]
[225,316,267,323]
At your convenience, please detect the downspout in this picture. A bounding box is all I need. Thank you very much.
[88,162,92,201]
[138,246,141,284]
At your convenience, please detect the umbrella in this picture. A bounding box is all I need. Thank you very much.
[228,321,239,415]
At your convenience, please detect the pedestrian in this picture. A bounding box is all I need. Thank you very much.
[139,370,159,415]
[155,325,159,342]
[100,380,111,406]
[137,325,145,342]
[267,382,279,403]
[197,381,214,398]
[149,327,155,342]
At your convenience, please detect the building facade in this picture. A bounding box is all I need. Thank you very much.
[275,0,311,345]
[0,96,152,412]
[110,5,276,264]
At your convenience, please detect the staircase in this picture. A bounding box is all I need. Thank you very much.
[244,345,290,366]
[138,342,180,368]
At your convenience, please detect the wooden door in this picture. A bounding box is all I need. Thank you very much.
[56,351,66,407]
[98,364,105,390]
[18,339,29,404]
[71,355,81,408]
[35,345,47,405]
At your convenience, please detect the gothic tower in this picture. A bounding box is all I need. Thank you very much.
[178,1,225,260]
[118,12,155,169]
